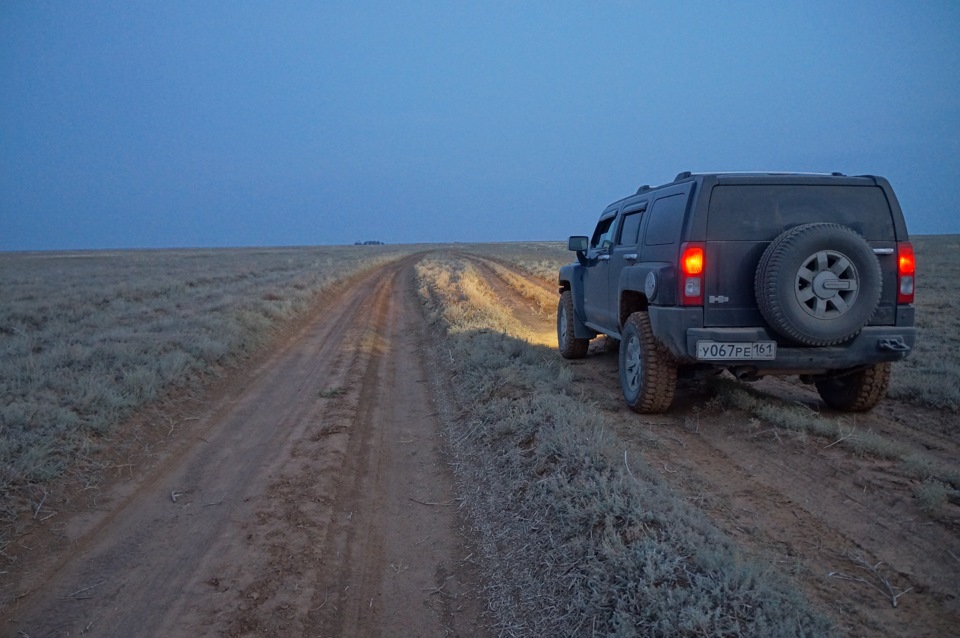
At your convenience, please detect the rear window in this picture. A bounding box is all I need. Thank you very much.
[707,185,895,240]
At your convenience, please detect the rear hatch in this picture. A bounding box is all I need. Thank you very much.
[702,178,901,330]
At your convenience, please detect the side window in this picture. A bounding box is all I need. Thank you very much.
[590,216,616,249]
[644,194,687,246]
[617,211,644,246]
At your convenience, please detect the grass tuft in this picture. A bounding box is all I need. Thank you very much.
[914,479,960,515]
[713,377,960,498]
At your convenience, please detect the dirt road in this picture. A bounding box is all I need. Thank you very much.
[4,251,958,637]
[3,255,484,637]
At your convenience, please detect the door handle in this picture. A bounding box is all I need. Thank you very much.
[597,254,610,261]
[624,253,638,261]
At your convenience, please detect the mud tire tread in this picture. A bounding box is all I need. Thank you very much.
[619,312,677,414]
[557,290,589,359]
[815,362,891,412]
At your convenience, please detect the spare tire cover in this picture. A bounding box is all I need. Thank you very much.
[755,223,882,346]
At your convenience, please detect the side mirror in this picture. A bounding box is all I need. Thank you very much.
[568,236,589,252]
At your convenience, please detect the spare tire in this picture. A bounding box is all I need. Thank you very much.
[755,223,882,346]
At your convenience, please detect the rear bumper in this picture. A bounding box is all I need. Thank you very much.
[648,306,916,371]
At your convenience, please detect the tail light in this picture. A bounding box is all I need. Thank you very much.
[897,241,915,304]
[679,242,705,305]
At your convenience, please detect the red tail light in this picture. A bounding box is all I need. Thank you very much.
[679,242,705,305]
[897,241,915,304]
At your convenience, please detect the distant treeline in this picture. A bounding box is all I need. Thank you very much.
[354,240,385,245]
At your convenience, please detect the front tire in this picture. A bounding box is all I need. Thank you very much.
[557,290,589,359]
[815,363,891,412]
[619,312,677,413]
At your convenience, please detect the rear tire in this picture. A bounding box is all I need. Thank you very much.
[815,363,891,412]
[557,290,589,359]
[619,312,677,413]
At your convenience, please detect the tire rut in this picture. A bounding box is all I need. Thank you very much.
[3,254,484,638]
[456,253,555,347]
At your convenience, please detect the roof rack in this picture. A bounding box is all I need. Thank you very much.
[675,170,847,181]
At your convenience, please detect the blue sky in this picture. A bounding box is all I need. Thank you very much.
[2,1,958,250]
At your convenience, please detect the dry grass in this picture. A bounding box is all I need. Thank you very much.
[0,245,412,519]
[886,235,960,410]
[456,241,569,282]
[416,254,831,637]
[709,378,960,497]
[470,255,557,316]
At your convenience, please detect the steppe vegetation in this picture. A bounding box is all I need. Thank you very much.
[416,255,831,636]
[1,235,955,635]
[0,245,412,519]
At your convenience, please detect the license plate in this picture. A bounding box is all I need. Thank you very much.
[696,340,776,361]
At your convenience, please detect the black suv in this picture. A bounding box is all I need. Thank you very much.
[558,172,916,413]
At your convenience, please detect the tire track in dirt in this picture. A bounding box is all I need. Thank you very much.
[214,269,402,636]
[461,252,558,305]
[308,261,483,637]
[626,406,957,635]
[758,374,960,471]
[3,255,485,637]
[456,253,555,348]
[464,256,960,637]
[466,253,558,295]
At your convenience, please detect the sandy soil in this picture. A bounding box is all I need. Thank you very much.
[4,252,958,637]
[462,253,960,637]
[2,255,485,637]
